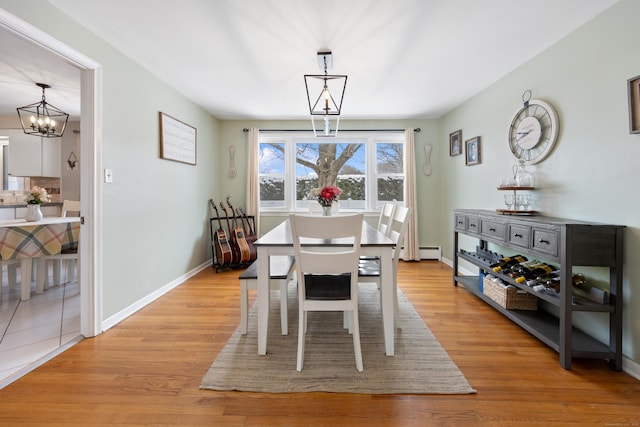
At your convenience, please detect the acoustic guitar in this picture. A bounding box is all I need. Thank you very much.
[226,197,251,263]
[209,200,232,266]
[236,206,257,262]
[220,201,240,264]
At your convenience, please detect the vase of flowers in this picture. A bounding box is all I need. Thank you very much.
[315,185,341,216]
[24,186,50,222]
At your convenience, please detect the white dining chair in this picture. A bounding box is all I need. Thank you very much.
[0,259,20,298]
[290,213,364,372]
[377,202,396,237]
[358,206,412,327]
[36,200,80,291]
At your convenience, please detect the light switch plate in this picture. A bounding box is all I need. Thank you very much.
[104,168,113,183]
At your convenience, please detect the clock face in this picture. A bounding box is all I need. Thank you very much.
[508,99,559,164]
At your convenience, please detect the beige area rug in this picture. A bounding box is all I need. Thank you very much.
[200,283,476,394]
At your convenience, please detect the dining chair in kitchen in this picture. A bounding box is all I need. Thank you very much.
[0,259,20,299]
[358,206,412,327]
[36,200,80,291]
[290,213,364,372]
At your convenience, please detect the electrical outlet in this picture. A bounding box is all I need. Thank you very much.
[104,168,113,183]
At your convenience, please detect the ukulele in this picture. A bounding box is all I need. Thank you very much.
[209,200,232,266]
[220,201,240,264]
[226,197,251,263]
[236,206,257,261]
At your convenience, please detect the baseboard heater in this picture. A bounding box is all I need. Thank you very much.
[399,246,442,260]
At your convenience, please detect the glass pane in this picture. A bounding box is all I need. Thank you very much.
[377,176,404,201]
[259,176,285,208]
[294,140,365,203]
[259,142,284,174]
[377,142,403,174]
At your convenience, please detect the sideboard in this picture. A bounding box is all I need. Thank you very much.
[452,209,624,370]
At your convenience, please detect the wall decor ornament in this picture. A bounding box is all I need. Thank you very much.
[159,112,197,165]
[449,129,462,156]
[627,75,640,134]
[465,136,481,166]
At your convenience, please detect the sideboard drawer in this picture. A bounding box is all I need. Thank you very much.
[467,217,480,235]
[508,224,531,249]
[532,228,559,258]
[454,214,467,231]
[481,219,506,241]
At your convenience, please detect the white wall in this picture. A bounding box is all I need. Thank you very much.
[438,0,640,366]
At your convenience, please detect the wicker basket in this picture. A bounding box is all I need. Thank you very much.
[483,277,537,311]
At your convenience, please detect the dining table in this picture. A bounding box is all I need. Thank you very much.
[253,217,397,356]
[0,216,80,301]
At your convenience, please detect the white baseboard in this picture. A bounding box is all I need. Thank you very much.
[101,259,212,332]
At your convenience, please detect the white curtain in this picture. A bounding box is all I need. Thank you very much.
[403,128,420,261]
[246,128,260,236]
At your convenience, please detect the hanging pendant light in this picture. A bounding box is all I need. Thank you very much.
[17,83,69,138]
[304,51,347,137]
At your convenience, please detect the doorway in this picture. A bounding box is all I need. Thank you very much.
[0,10,102,350]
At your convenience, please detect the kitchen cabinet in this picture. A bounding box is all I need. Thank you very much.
[453,209,624,370]
[7,129,61,177]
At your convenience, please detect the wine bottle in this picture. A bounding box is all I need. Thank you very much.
[513,263,556,283]
[490,255,528,273]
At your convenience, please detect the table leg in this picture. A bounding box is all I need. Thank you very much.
[257,247,270,355]
[380,247,394,356]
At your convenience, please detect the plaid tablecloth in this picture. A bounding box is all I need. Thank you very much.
[0,221,80,260]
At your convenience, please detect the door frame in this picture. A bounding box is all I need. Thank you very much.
[0,9,103,336]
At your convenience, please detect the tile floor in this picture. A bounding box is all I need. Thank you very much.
[0,268,81,388]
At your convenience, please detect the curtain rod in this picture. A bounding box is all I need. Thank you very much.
[242,128,420,133]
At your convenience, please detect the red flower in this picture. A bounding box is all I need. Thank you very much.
[318,186,342,207]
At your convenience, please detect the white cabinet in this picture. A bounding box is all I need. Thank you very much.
[7,129,61,177]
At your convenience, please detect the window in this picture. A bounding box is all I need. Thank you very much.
[258,132,405,212]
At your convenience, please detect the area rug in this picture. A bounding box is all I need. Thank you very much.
[200,283,476,394]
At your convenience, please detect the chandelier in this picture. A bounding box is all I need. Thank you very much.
[17,83,69,138]
[304,51,347,137]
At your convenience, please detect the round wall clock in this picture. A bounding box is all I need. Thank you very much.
[508,90,559,164]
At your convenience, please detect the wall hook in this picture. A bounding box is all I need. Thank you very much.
[67,151,78,170]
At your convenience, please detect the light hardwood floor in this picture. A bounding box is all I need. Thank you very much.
[0,260,638,426]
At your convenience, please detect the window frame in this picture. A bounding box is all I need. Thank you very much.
[258,131,406,213]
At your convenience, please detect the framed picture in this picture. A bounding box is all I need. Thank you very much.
[628,75,640,134]
[449,129,462,156]
[159,112,197,165]
[465,136,481,166]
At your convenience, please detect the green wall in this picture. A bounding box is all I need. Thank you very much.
[0,0,221,319]
[438,0,640,366]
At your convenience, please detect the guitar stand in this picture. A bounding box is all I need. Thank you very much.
[209,215,257,272]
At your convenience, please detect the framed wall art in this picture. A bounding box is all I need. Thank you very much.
[628,75,640,134]
[465,136,481,166]
[449,129,462,156]
[159,112,197,165]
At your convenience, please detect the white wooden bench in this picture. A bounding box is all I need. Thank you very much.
[238,256,295,336]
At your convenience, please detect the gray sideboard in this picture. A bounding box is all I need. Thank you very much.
[452,209,624,370]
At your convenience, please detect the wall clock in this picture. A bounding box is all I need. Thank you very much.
[508,90,559,164]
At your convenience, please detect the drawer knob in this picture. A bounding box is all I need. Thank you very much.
[514,233,523,238]
[539,239,550,244]
[458,221,463,225]
[470,223,476,227]
[489,227,496,232]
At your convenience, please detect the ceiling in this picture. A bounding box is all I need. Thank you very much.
[1,0,619,121]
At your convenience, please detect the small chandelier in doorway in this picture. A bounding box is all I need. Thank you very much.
[304,51,347,137]
[17,82,69,138]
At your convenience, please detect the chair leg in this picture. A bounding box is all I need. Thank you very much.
[351,309,363,372]
[296,306,306,372]
[279,280,288,336]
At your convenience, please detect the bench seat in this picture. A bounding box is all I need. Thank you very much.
[239,256,296,335]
